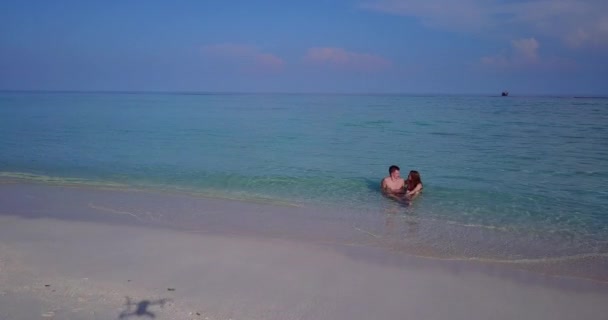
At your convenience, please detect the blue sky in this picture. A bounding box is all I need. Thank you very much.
[1,0,606,94]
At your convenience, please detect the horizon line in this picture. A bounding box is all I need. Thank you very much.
[0,89,606,98]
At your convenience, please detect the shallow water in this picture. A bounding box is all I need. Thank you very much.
[1,92,607,264]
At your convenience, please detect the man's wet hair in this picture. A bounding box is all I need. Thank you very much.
[389,165,400,174]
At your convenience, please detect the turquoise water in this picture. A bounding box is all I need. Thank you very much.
[1,92,607,260]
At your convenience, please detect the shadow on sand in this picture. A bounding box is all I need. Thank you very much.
[118,297,171,319]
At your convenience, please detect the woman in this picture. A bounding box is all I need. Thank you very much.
[405,170,423,199]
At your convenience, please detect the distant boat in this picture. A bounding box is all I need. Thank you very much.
[501,91,509,96]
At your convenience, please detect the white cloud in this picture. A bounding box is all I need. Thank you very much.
[360,0,608,48]
[481,38,540,68]
[511,38,539,62]
[481,37,576,70]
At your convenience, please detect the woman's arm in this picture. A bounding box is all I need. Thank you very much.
[406,183,422,197]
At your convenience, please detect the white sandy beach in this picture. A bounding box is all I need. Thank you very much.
[1,183,608,320]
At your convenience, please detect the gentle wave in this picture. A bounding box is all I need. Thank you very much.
[0,171,302,207]
[458,252,608,265]
[0,171,128,188]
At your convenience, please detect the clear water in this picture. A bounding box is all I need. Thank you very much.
[1,92,607,263]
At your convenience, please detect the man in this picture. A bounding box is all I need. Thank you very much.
[381,165,406,194]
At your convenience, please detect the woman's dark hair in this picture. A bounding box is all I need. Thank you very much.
[406,170,422,191]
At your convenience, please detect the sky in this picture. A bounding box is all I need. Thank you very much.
[1,0,607,95]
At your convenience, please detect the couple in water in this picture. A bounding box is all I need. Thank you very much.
[381,165,423,203]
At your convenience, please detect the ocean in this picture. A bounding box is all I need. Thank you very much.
[1,92,607,267]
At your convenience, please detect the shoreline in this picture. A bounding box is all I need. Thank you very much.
[1,181,608,284]
[1,182,608,319]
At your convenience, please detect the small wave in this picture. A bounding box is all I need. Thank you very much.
[343,120,392,128]
[0,171,128,189]
[428,131,456,136]
[440,252,608,265]
[444,221,510,232]
[573,96,608,99]
[173,189,304,208]
[88,203,146,221]
[391,214,513,233]
[0,171,303,208]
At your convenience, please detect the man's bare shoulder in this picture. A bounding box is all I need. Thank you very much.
[380,177,388,187]
[381,176,397,185]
